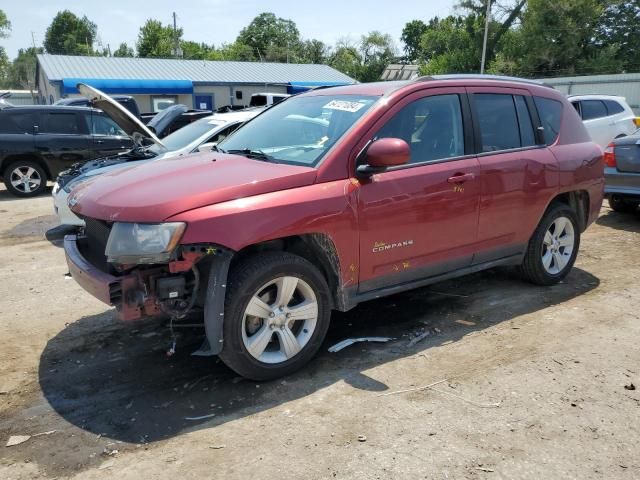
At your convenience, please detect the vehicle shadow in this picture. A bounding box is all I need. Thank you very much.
[596,209,640,232]
[37,267,599,445]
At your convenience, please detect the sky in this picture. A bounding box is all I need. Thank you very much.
[1,0,458,59]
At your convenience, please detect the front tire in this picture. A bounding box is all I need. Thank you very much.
[520,203,580,286]
[219,252,331,381]
[609,196,639,213]
[3,160,47,197]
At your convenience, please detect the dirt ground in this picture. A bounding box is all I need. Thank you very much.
[0,184,638,480]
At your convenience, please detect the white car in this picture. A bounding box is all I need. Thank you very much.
[53,85,263,226]
[569,95,640,148]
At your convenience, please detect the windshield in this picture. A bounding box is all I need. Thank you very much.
[219,94,378,166]
[149,117,225,153]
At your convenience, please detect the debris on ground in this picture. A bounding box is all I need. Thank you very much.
[184,413,217,421]
[476,466,495,472]
[209,445,226,449]
[98,460,115,470]
[5,435,31,447]
[102,448,119,457]
[5,430,56,447]
[378,379,448,397]
[328,337,393,352]
[624,383,636,391]
[407,330,431,347]
[357,435,367,442]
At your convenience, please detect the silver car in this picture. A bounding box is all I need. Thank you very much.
[604,131,640,213]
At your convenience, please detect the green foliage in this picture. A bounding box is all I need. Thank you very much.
[0,9,11,39]
[44,10,97,55]
[181,41,215,60]
[327,32,396,81]
[137,19,182,58]
[401,20,428,62]
[237,12,301,62]
[4,47,42,89]
[597,0,640,71]
[113,42,134,57]
[210,42,256,61]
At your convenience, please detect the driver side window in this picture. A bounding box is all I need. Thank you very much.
[375,94,464,164]
[88,113,125,136]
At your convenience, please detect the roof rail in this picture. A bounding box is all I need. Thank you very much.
[414,74,554,89]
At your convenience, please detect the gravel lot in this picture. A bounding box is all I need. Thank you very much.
[0,184,638,479]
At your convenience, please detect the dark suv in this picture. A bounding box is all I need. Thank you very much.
[0,105,132,197]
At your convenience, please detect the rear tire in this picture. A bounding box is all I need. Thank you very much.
[219,252,331,381]
[520,203,580,286]
[3,160,47,197]
[609,196,639,213]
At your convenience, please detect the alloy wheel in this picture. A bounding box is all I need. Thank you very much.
[10,166,42,194]
[241,276,318,364]
[541,216,575,275]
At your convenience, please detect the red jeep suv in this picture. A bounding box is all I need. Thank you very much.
[65,75,604,380]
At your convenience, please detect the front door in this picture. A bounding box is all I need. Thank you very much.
[195,95,213,111]
[356,89,480,292]
[86,111,133,158]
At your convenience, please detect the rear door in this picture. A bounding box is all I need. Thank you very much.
[356,88,481,292]
[467,88,558,263]
[579,99,611,147]
[35,110,93,177]
[85,111,133,157]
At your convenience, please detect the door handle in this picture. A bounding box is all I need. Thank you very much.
[447,173,475,183]
[95,139,105,144]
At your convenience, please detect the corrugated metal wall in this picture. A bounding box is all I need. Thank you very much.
[544,73,640,113]
[2,90,38,105]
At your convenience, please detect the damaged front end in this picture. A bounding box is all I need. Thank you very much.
[64,217,233,354]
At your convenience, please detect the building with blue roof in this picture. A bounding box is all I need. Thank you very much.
[36,54,355,112]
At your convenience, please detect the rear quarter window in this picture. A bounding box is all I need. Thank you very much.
[603,100,625,115]
[534,97,563,145]
[0,111,37,134]
[41,112,83,134]
[580,100,608,121]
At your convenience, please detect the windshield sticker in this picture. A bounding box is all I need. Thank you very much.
[323,100,366,113]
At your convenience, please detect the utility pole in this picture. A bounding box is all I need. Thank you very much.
[480,0,492,74]
[31,31,36,49]
[172,12,182,58]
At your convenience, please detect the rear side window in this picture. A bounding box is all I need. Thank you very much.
[580,100,608,120]
[603,100,625,115]
[514,95,536,147]
[474,94,520,152]
[375,94,465,163]
[40,112,82,134]
[0,111,37,134]
[534,97,562,145]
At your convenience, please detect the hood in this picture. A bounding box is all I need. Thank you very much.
[147,104,188,137]
[70,153,317,222]
[78,83,165,149]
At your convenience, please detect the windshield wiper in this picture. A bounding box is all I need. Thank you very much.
[225,148,275,162]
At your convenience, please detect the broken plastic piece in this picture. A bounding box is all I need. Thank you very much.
[328,337,393,353]
[166,340,176,357]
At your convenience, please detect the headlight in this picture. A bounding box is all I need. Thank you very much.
[105,222,186,264]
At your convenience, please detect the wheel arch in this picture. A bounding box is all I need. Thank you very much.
[1,154,52,180]
[230,233,345,311]
[547,190,590,232]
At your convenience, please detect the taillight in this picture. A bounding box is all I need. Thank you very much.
[634,117,640,128]
[603,143,616,168]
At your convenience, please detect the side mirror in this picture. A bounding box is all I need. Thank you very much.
[196,142,217,153]
[356,137,410,177]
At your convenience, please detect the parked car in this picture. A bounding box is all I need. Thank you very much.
[64,75,603,380]
[146,104,213,138]
[54,84,264,226]
[603,131,640,212]
[0,104,134,197]
[569,95,640,148]
[249,92,291,108]
[55,94,142,119]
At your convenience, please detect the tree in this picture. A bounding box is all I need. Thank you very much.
[137,19,182,58]
[237,12,301,62]
[113,42,134,57]
[328,33,396,81]
[0,9,10,38]
[180,41,215,60]
[209,42,256,61]
[401,20,428,63]
[44,10,97,55]
[5,47,42,89]
[596,0,640,72]
[299,39,328,64]
[328,38,361,78]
